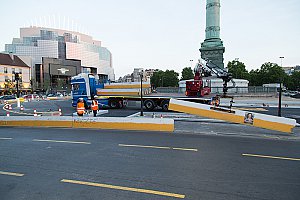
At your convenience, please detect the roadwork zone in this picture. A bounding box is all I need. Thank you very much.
[169,99,296,133]
[0,116,174,132]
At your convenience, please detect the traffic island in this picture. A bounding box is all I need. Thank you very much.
[0,116,174,132]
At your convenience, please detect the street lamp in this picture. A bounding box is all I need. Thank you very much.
[278,56,284,117]
[140,70,144,116]
[160,76,164,87]
[190,59,193,68]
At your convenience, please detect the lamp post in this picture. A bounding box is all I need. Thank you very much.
[190,59,193,68]
[278,56,284,117]
[15,73,20,107]
[160,76,164,87]
[140,71,144,116]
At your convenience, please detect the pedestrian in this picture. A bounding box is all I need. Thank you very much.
[77,98,85,116]
[91,95,99,117]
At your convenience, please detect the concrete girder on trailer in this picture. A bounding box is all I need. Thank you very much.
[168,98,296,133]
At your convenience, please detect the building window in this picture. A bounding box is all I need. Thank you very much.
[4,67,7,73]
[19,69,22,74]
[5,76,10,81]
[12,68,15,74]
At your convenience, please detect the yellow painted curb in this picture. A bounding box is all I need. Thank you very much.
[169,103,244,124]
[169,99,296,133]
[0,117,174,132]
[73,121,174,132]
[0,120,72,128]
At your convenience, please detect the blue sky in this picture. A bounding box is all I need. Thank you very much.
[0,0,299,78]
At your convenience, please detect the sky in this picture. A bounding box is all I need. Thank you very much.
[0,0,299,79]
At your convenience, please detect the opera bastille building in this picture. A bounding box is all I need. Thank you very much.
[5,26,114,93]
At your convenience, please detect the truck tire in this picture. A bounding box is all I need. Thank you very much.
[109,100,118,108]
[144,99,156,111]
[161,100,169,111]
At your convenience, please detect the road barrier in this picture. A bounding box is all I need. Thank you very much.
[0,116,174,132]
[169,99,296,133]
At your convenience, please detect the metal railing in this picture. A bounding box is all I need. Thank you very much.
[156,86,278,94]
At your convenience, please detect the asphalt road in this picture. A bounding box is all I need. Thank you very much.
[1,127,300,200]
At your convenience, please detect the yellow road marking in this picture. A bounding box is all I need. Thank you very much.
[61,179,185,199]
[0,170,24,177]
[242,153,300,161]
[119,144,198,152]
[33,139,91,145]
[0,137,13,140]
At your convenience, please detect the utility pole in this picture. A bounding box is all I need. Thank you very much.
[140,70,144,116]
[278,56,284,117]
[15,72,21,107]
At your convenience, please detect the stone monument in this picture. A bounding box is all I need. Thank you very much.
[200,0,225,68]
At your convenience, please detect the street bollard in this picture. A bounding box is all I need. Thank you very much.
[17,98,20,108]
[33,108,37,117]
[20,105,24,111]
[58,108,62,116]
[6,112,10,117]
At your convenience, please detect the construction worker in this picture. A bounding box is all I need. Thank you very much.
[77,98,85,116]
[91,96,99,117]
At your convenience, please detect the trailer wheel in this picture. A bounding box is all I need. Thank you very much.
[109,100,118,108]
[161,100,169,111]
[144,99,156,111]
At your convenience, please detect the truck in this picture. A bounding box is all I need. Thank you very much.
[185,59,235,98]
[71,73,211,111]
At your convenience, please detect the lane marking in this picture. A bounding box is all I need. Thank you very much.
[119,144,170,149]
[0,137,13,140]
[0,170,24,177]
[242,153,300,161]
[119,144,198,152]
[61,179,185,199]
[172,147,198,152]
[33,139,91,145]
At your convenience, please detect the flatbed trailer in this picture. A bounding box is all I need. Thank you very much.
[95,95,211,111]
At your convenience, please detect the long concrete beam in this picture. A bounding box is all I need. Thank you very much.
[169,99,296,133]
[0,116,174,132]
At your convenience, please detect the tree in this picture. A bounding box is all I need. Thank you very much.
[259,62,286,85]
[286,71,300,91]
[248,69,260,86]
[181,67,194,80]
[150,70,179,87]
[164,70,179,87]
[150,70,164,87]
[227,60,249,79]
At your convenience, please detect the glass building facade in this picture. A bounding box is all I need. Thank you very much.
[5,26,114,82]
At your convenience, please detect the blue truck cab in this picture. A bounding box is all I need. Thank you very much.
[71,73,106,107]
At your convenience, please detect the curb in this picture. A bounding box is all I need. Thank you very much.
[0,116,174,132]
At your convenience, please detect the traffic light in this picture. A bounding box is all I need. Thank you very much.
[15,73,20,81]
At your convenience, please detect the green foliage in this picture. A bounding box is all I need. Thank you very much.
[227,60,249,79]
[151,70,179,87]
[286,71,300,90]
[181,67,194,80]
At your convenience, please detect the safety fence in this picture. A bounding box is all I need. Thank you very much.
[156,86,278,94]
